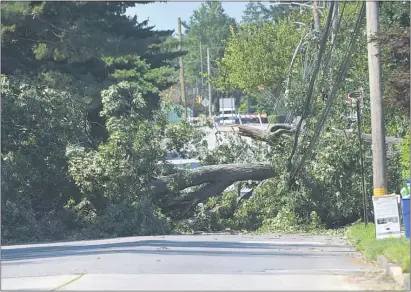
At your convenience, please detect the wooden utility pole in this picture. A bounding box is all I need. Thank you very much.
[178,17,188,120]
[356,97,368,224]
[366,1,388,196]
[199,42,204,93]
[312,0,321,33]
[207,47,212,116]
[331,1,339,43]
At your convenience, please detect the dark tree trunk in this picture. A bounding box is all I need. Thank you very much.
[149,163,275,218]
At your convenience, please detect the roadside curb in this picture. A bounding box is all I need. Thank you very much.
[377,255,410,290]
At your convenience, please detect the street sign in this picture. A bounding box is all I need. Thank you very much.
[372,194,401,240]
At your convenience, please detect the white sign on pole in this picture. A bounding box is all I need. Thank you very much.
[201,97,209,107]
[372,194,401,240]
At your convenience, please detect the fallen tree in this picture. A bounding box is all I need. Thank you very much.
[150,163,275,218]
[149,122,404,218]
[150,123,297,218]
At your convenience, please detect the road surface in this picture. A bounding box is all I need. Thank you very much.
[1,233,401,290]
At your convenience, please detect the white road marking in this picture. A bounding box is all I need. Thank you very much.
[240,240,325,245]
[263,268,371,274]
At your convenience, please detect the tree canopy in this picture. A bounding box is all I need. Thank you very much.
[1,1,409,244]
[180,1,242,112]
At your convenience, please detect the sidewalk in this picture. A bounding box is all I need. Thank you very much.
[2,274,83,290]
[1,273,399,291]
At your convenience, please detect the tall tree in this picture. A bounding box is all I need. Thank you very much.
[242,1,300,24]
[378,1,410,118]
[242,2,272,23]
[214,11,308,113]
[1,1,181,144]
[181,1,239,111]
[1,1,182,237]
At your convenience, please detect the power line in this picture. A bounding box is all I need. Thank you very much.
[290,3,366,181]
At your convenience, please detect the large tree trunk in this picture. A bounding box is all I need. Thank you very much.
[150,163,275,218]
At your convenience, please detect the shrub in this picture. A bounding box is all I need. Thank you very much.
[86,198,171,238]
[2,200,70,244]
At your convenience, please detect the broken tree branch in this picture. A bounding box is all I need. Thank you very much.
[154,163,275,217]
[150,163,274,196]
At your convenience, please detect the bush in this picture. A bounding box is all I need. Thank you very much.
[2,197,172,244]
[172,192,241,233]
[86,198,171,238]
[2,200,71,244]
[260,206,299,233]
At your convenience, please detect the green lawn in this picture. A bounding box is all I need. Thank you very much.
[346,223,410,272]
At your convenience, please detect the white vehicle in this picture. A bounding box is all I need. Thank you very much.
[218,98,237,125]
[165,158,199,169]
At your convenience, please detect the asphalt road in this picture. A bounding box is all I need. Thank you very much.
[1,233,401,290]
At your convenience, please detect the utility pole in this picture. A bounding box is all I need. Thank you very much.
[331,1,339,43]
[312,0,321,33]
[366,1,388,196]
[356,97,368,224]
[178,17,188,120]
[199,42,204,94]
[207,48,212,116]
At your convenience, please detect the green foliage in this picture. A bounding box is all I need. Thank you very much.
[1,200,68,244]
[238,102,248,114]
[67,81,208,213]
[2,75,204,243]
[242,2,272,23]
[181,1,242,112]
[1,74,86,221]
[213,8,315,114]
[219,19,303,95]
[267,115,278,124]
[2,1,408,246]
[1,1,181,145]
[165,121,207,158]
[375,2,410,124]
[86,199,171,239]
[1,2,184,244]
[192,128,402,233]
[400,131,411,179]
[182,1,236,85]
[241,2,303,30]
[67,81,168,210]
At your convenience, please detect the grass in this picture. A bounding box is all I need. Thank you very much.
[346,223,410,273]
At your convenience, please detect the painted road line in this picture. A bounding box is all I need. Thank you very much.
[240,241,325,245]
[263,268,375,274]
[2,275,82,291]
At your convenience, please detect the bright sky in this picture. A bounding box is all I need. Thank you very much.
[126,1,249,33]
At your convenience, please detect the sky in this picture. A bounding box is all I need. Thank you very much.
[126,2,249,33]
